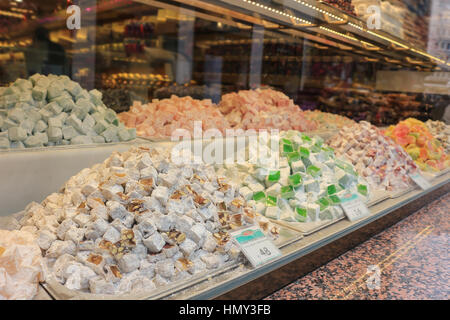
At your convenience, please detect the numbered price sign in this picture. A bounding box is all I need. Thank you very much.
[230,226,282,268]
[339,193,371,222]
[409,173,431,190]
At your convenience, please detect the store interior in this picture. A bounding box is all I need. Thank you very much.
[0,0,448,300]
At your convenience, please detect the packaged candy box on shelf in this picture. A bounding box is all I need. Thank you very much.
[384,118,449,172]
[216,131,369,224]
[330,121,419,191]
[17,146,278,296]
[425,120,450,154]
[118,96,229,139]
[0,74,136,149]
[303,110,355,130]
[218,89,317,131]
[0,229,45,300]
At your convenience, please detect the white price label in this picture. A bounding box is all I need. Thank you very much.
[230,226,282,268]
[339,193,371,222]
[409,173,431,190]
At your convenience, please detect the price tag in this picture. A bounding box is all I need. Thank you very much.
[230,226,282,268]
[339,193,371,222]
[409,173,431,190]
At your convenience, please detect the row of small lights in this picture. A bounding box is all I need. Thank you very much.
[241,0,313,25]
[0,9,25,19]
[292,0,344,22]
[290,0,449,67]
[319,26,358,42]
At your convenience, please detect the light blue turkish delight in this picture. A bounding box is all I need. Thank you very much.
[10,141,25,149]
[33,120,48,133]
[0,137,10,149]
[101,126,118,142]
[47,126,62,142]
[117,127,131,141]
[47,82,64,100]
[62,126,78,140]
[65,114,83,133]
[71,135,93,145]
[35,132,48,145]
[8,109,25,123]
[92,135,105,144]
[76,98,94,114]
[93,120,108,134]
[66,81,82,97]
[89,89,103,106]
[20,119,35,135]
[8,126,27,141]
[26,109,42,123]
[128,128,136,139]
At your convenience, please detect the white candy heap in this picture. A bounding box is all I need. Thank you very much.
[329,121,418,191]
[18,147,277,295]
[0,74,136,149]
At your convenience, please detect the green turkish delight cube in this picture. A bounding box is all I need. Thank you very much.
[329,195,341,205]
[282,143,294,155]
[301,133,312,142]
[311,144,321,154]
[281,185,295,199]
[288,173,302,187]
[287,151,301,163]
[316,197,330,211]
[299,146,310,158]
[357,184,368,196]
[306,165,321,177]
[295,207,307,222]
[252,191,266,202]
[327,184,337,195]
[266,195,278,207]
[267,170,280,182]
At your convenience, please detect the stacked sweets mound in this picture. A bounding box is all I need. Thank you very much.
[0,74,135,149]
[384,118,449,172]
[217,131,369,224]
[330,121,419,191]
[0,229,45,300]
[18,147,278,295]
[118,96,229,139]
[303,110,355,130]
[425,120,450,154]
[218,89,317,132]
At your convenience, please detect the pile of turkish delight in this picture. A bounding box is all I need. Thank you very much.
[0,229,45,300]
[0,74,136,149]
[218,89,317,131]
[330,121,418,191]
[303,110,355,130]
[18,146,278,295]
[118,96,229,139]
[217,131,369,223]
[384,118,449,172]
[425,120,450,154]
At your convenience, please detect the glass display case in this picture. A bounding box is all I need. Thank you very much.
[0,0,448,300]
